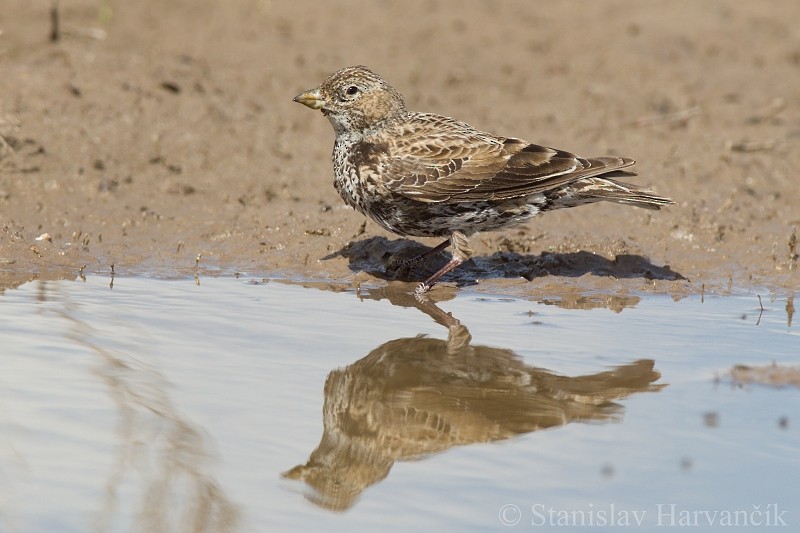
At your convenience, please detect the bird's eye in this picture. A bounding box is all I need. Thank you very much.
[345,85,359,96]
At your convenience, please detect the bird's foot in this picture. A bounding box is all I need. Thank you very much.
[412,232,471,294]
[414,282,432,296]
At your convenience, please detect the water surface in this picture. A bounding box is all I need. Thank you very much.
[1,277,797,532]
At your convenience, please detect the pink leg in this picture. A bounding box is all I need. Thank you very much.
[415,231,473,294]
[400,238,451,268]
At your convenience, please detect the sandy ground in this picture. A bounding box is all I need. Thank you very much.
[1,0,798,297]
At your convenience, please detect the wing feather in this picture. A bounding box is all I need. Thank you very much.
[372,113,634,203]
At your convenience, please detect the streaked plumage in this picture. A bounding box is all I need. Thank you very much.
[294,66,673,293]
[283,323,663,510]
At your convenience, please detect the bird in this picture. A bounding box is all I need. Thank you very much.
[284,316,663,510]
[294,66,673,293]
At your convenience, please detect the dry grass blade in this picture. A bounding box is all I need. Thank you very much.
[725,138,784,152]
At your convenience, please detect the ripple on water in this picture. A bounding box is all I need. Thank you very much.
[0,277,797,532]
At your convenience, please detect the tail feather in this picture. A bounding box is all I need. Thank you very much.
[585,177,674,210]
[545,174,674,211]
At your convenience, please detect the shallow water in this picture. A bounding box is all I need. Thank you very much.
[1,276,797,532]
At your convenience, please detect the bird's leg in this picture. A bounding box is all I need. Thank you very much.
[415,231,473,294]
[398,238,451,269]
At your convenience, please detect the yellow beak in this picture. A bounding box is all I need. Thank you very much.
[293,88,324,110]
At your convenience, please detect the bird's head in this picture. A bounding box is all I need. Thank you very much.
[294,66,407,136]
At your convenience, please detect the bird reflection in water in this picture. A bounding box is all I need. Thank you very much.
[284,285,665,511]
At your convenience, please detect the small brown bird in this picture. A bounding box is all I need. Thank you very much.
[294,66,673,293]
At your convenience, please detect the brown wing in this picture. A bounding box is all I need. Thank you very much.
[378,113,634,203]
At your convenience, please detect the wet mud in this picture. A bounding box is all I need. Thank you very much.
[2,1,799,295]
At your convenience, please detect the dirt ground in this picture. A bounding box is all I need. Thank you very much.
[1,0,798,298]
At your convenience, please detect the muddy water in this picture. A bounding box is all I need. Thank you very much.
[1,277,797,532]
